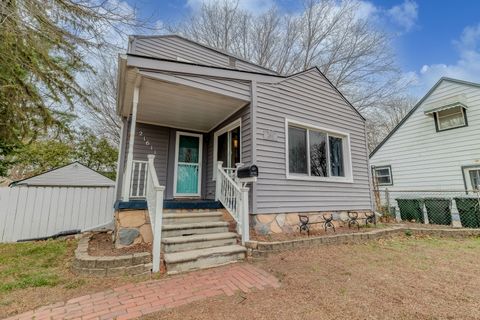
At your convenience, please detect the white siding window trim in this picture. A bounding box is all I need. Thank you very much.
[284,118,354,183]
[212,118,242,180]
[463,165,480,191]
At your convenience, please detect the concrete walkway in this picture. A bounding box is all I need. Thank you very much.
[6,264,279,320]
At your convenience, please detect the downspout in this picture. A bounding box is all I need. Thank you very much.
[364,121,375,212]
[250,80,258,215]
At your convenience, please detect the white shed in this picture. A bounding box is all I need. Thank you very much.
[11,162,115,187]
[0,162,115,242]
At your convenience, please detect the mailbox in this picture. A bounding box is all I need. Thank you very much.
[237,165,258,179]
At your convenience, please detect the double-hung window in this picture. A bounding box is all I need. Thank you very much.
[463,166,480,191]
[373,166,393,186]
[286,119,352,181]
[470,170,480,191]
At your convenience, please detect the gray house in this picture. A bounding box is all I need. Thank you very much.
[115,35,372,273]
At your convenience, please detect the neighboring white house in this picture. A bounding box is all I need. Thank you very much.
[370,77,480,192]
[0,162,115,242]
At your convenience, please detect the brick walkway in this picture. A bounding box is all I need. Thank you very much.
[6,264,279,320]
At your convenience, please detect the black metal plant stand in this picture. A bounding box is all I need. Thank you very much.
[322,213,336,233]
[365,211,377,226]
[347,211,360,230]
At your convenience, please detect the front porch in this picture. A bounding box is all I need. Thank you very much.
[116,67,252,204]
[115,63,256,273]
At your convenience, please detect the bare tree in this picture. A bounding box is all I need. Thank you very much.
[365,95,416,152]
[172,0,413,113]
[83,53,122,145]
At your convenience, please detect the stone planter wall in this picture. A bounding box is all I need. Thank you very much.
[73,236,152,276]
[252,211,372,235]
[114,210,153,248]
[246,226,480,259]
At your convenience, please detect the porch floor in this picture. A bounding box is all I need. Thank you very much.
[114,200,223,210]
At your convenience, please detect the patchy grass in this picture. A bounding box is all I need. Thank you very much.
[0,238,154,318]
[143,236,480,320]
[0,239,72,293]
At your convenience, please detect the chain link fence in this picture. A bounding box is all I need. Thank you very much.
[373,189,480,228]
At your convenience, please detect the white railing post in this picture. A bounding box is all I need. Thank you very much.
[215,161,223,201]
[146,154,165,273]
[240,186,249,245]
[152,183,164,273]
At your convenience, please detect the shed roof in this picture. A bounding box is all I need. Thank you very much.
[10,162,115,187]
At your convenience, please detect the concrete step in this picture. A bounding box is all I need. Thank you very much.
[162,232,238,253]
[162,221,229,238]
[162,212,223,224]
[164,245,246,274]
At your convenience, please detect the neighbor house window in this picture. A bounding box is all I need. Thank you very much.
[286,120,352,181]
[373,166,393,186]
[462,166,480,191]
[435,106,467,131]
[470,170,480,191]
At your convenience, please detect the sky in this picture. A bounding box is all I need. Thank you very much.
[123,0,480,98]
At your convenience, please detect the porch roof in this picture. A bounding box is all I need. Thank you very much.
[118,57,252,132]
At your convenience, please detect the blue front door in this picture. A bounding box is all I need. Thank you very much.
[175,132,202,197]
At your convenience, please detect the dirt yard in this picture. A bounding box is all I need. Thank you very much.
[144,235,480,320]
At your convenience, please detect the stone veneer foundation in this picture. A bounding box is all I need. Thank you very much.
[251,211,373,235]
[114,210,153,248]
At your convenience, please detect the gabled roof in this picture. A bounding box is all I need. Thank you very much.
[129,34,279,75]
[10,162,115,187]
[369,77,480,158]
[278,67,366,121]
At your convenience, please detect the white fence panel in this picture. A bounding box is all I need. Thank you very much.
[0,186,115,243]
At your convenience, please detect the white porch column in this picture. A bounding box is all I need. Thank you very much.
[122,82,140,201]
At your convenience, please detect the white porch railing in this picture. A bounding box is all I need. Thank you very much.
[223,167,237,179]
[145,155,165,273]
[215,161,250,244]
[130,160,148,198]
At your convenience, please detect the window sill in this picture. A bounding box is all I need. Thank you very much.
[286,174,354,183]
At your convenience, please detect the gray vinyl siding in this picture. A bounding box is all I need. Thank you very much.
[254,69,371,214]
[125,122,170,195]
[163,73,251,101]
[130,36,277,75]
[205,105,252,199]
[121,108,252,201]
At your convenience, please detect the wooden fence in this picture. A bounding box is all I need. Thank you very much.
[0,186,115,242]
